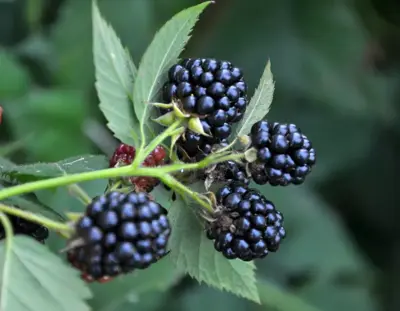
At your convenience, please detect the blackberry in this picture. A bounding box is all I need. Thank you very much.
[205,161,250,185]
[162,58,248,158]
[0,214,49,243]
[177,130,228,162]
[67,191,171,282]
[206,182,285,261]
[110,144,167,192]
[248,121,316,186]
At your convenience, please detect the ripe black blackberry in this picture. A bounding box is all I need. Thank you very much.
[248,121,316,186]
[206,182,286,261]
[67,191,171,282]
[0,214,49,243]
[177,130,228,161]
[205,160,250,185]
[162,58,248,158]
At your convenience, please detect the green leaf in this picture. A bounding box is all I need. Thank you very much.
[0,158,65,222]
[0,157,16,173]
[168,199,260,303]
[133,1,211,121]
[151,185,174,210]
[257,279,321,311]
[92,0,140,146]
[0,236,91,311]
[139,99,155,146]
[0,155,107,184]
[0,188,65,222]
[110,291,169,311]
[89,257,183,311]
[236,60,274,137]
[178,284,252,311]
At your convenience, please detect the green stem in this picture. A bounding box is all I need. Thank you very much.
[0,166,132,201]
[0,152,244,202]
[0,148,245,230]
[161,175,212,213]
[133,120,181,168]
[68,184,92,205]
[0,153,244,202]
[0,211,13,238]
[0,204,71,233]
[161,153,245,174]
[107,180,122,192]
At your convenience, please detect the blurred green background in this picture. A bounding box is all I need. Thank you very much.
[1,0,399,310]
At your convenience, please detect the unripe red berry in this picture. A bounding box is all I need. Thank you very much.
[109,144,167,192]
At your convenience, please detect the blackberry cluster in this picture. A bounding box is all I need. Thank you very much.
[110,144,167,192]
[162,58,248,159]
[248,121,316,186]
[0,214,49,243]
[207,182,285,261]
[67,191,171,282]
[206,160,249,185]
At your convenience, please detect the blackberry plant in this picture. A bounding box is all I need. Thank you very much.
[0,1,316,309]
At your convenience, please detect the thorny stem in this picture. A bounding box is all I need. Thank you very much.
[0,203,72,233]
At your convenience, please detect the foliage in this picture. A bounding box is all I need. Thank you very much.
[0,236,91,311]
[168,198,259,303]
[0,0,396,310]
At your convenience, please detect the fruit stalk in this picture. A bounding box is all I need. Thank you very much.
[0,203,71,233]
[0,121,244,230]
[0,152,244,203]
[161,174,213,212]
[132,119,182,168]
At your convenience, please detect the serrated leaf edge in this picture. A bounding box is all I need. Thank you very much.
[133,1,212,121]
[236,60,275,137]
[92,0,140,145]
[169,201,261,303]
